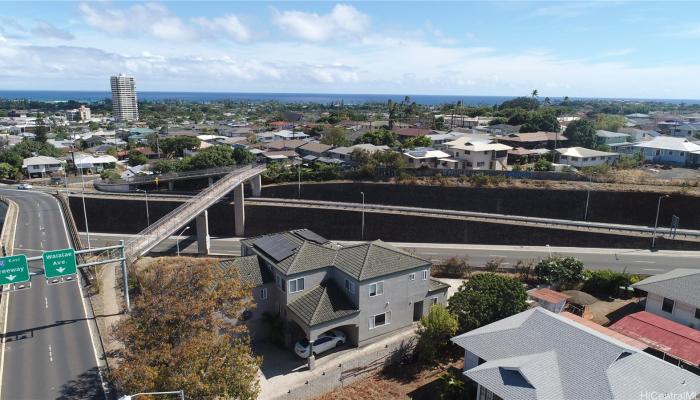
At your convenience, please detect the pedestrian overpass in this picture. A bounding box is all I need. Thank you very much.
[124,164,265,262]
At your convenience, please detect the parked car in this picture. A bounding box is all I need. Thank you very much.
[17,183,33,190]
[294,329,346,358]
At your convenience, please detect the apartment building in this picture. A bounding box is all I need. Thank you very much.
[110,74,139,122]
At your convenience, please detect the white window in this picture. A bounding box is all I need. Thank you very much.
[368,281,384,297]
[369,311,391,330]
[409,273,415,281]
[288,278,305,293]
[345,278,355,294]
[422,270,428,280]
[260,287,268,300]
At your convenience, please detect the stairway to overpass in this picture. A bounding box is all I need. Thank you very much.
[124,164,266,262]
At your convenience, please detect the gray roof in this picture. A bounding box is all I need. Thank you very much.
[219,256,272,287]
[243,230,429,281]
[287,281,359,327]
[596,130,630,138]
[452,307,700,400]
[334,240,430,281]
[428,279,450,293]
[632,268,700,308]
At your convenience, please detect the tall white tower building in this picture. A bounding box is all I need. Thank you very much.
[110,74,139,122]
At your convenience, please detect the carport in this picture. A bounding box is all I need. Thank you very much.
[286,281,360,344]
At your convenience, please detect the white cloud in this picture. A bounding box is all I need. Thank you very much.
[192,14,251,43]
[599,48,634,57]
[31,21,75,41]
[78,2,250,43]
[271,4,369,42]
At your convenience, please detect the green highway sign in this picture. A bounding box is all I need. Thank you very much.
[0,254,29,285]
[43,248,77,279]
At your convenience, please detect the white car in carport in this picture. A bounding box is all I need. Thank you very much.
[294,329,346,358]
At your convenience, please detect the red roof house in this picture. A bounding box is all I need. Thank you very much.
[610,311,700,366]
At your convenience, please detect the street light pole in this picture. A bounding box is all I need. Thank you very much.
[136,189,150,227]
[651,195,670,250]
[584,172,596,221]
[76,153,91,248]
[361,191,365,240]
[176,226,190,256]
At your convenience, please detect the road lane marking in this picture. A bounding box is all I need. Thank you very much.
[643,268,665,272]
[0,289,10,400]
[48,345,53,363]
[488,254,508,258]
[45,297,48,309]
[634,261,656,264]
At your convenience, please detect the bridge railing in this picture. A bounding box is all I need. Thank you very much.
[96,165,243,187]
[124,164,266,261]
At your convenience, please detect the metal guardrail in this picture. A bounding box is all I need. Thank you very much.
[248,198,700,241]
[124,164,266,261]
[95,165,243,187]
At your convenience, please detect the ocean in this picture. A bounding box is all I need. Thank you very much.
[0,90,699,106]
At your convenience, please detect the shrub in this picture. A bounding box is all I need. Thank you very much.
[435,369,468,400]
[582,269,639,297]
[433,257,472,278]
[415,305,458,363]
[534,256,584,289]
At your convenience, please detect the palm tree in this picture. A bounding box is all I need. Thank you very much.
[531,89,539,98]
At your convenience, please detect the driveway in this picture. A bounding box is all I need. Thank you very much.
[256,326,417,399]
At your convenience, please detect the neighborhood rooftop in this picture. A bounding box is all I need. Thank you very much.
[632,268,700,308]
[452,307,700,400]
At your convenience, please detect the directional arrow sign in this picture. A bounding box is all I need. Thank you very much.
[0,254,29,285]
[43,248,77,279]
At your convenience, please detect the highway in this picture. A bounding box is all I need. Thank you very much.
[80,232,700,275]
[0,189,104,400]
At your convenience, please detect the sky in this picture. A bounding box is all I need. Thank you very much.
[2,1,700,99]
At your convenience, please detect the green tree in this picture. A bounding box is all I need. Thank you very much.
[354,129,397,147]
[534,256,584,289]
[127,150,148,166]
[595,114,626,132]
[320,127,350,147]
[34,117,49,143]
[415,305,458,363]
[0,163,15,179]
[499,97,539,111]
[564,119,597,148]
[403,135,432,149]
[447,273,528,333]
[519,111,560,133]
[533,158,553,171]
[110,257,261,399]
[88,121,100,131]
[531,89,539,98]
[189,145,235,170]
[160,136,201,158]
[151,159,181,174]
[232,147,254,165]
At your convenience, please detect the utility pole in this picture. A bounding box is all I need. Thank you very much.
[651,195,670,250]
[361,191,365,240]
[75,152,91,248]
[136,189,150,227]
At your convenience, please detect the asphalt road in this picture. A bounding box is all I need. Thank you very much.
[80,232,700,275]
[1,189,104,400]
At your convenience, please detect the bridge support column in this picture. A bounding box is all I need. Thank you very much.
[234,183,245,237]
[168,181,174,191]
[250,174,261,197]
[196,210,210,255]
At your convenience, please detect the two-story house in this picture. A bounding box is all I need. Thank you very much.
[443,137,511,170]
[21,156,65,178]
[452,307,700,400]
[632,269,700,329]
[402,147,457,169]
[229,229,449,349]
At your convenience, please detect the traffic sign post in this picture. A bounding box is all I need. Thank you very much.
[43,248,77,279]
[0,254,30,285]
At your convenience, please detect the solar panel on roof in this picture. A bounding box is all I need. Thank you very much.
[294,229,329,244]
[253,234,298,261]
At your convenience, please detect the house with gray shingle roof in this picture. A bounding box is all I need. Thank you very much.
[237,229,448,348]
[632,269,700,330]
[452,307,700,400]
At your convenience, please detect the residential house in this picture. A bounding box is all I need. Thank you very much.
[632,269,700,329]
[443,137,511,170]
[273,130,309,141]
[555,147,619,168]
[478,124,520,136]
[121,164,152,180]
[425,132,462,146]
[392,127,436,139]
[626,113,652,125]
[618,127,660,142]
[328,143,390,163]
[71,153,118,173]
[634,136,700,166]
[255,131,277,143]
[264,139,308,152]
[610,311,700,374]
[452,307,700,400]
[596,130,630,146]
[297,142,334,158]
[234,229,449,348]
[22,156,65,178]
[671,124,700,138]
[497,131,566,150]
[402,147,456,169]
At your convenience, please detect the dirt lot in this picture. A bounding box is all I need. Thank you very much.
[587,297,644,326]
[316,361,464,400]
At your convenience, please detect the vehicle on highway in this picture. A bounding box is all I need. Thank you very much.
[294,329,346,358]
[17,183,33,190]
